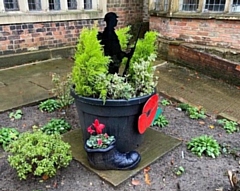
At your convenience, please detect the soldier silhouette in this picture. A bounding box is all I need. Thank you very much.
[98,12,133,74]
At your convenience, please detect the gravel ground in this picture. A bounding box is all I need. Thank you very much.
[0,100,239,191]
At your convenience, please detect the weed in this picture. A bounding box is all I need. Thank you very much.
[41,118,71,135]
[9,109,23,120]
[0,127,19,150]
[152,114,169,127]
[174,166,185,176]
[187,106,206,119]
[217,119,238,134]
[51,73,74,108]
[39,99,60,113]
[178,103,206,119]
[187,135,220,158]
[161,99,170,106]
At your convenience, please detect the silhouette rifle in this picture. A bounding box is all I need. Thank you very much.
[122,24,142,76]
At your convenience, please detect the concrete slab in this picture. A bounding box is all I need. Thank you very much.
[156,62,240,121]
[0,81,50,112]
[62,128,181,187]
[0,58,239,122]
[0,58,73,112]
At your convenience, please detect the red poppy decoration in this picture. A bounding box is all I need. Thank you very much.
[138,94,158,134]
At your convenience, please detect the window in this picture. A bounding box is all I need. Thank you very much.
[150,0,240,13]
[68,0,77,9]
[0,0,105,24]
[153,0,169,11]
[4,0,19,11]
[231,0,240,12]
[49,0,61,10]
[84,0,92,9]
[204,0,225,11]
[28,0,41,11]
[180,0,199,11]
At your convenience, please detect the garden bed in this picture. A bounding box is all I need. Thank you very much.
[0,101,239,191]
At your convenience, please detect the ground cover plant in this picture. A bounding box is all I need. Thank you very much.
[40,118,71,135]
[217,118,239,134]
[6,131,72,180]
[0,99,240,190]
[0,127,19,150]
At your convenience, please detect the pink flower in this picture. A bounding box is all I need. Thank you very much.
[92,119,105,134]
[104,133,109,138]
[87,126,95,134]
[97,139,103,146]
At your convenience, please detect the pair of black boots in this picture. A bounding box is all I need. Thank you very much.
[84,141,141,170]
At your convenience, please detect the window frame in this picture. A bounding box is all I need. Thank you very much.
[149,0,240,19]
[0,0,106,24]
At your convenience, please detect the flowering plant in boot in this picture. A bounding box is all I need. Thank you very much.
[86,119,115,149]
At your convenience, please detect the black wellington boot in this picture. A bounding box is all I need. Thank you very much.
[84,141,141,170]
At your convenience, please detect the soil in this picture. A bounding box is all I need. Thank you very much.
[0,100,239,191]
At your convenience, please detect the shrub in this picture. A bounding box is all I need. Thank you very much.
[7,131,72,180]
[51,73,74,108]
[0,127,19,150]
[187,135,220,158]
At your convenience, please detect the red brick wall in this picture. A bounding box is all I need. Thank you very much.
[107,0,144,27]
[0,0,144,56]
[0,21,94,55]
[150,16,240,50]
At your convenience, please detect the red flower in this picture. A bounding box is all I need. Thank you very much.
[92,119,105,134]
[87,126,95,134]
[97,139,103,146]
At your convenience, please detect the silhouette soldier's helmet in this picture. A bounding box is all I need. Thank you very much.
[104,12,118,22]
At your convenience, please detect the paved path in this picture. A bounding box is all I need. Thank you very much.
[0,58,239,123]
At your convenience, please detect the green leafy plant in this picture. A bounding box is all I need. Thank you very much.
[41,118,71,135]
[72,26,110,102]
[86,119,115,149]
[174,166,185,176]
[152,114,169,127]
[38,99,60,112]
[187,135,220,158]
[51,73,74,108]
[72,26,158,102]
[187,106,206,119]
[217,119,239,134]
[178,103,206,119]
[178,103,190,111]
[0,127,19,150]
[161,99,170,106]
[6,131,72,180]
[9,109,23,120]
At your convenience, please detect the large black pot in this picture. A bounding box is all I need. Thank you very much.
[71,90,154,152]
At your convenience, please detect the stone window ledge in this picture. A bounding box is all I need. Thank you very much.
[0,10,104,24]
[150,11,240,20]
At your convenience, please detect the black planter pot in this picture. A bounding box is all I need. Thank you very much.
[71,90,154,153]
[84,140,141,170]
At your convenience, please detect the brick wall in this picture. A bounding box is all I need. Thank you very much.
[150,16,240,50]
[0,20,96,55]
[0,0,145,56]
[107,0,143,27]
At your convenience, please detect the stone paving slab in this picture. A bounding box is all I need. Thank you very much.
[0,58,239,123]
[0,59,73,113]
[156,62,240,122]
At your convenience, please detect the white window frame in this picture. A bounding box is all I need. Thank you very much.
[149,0,240,14]
[0,0,106,24]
